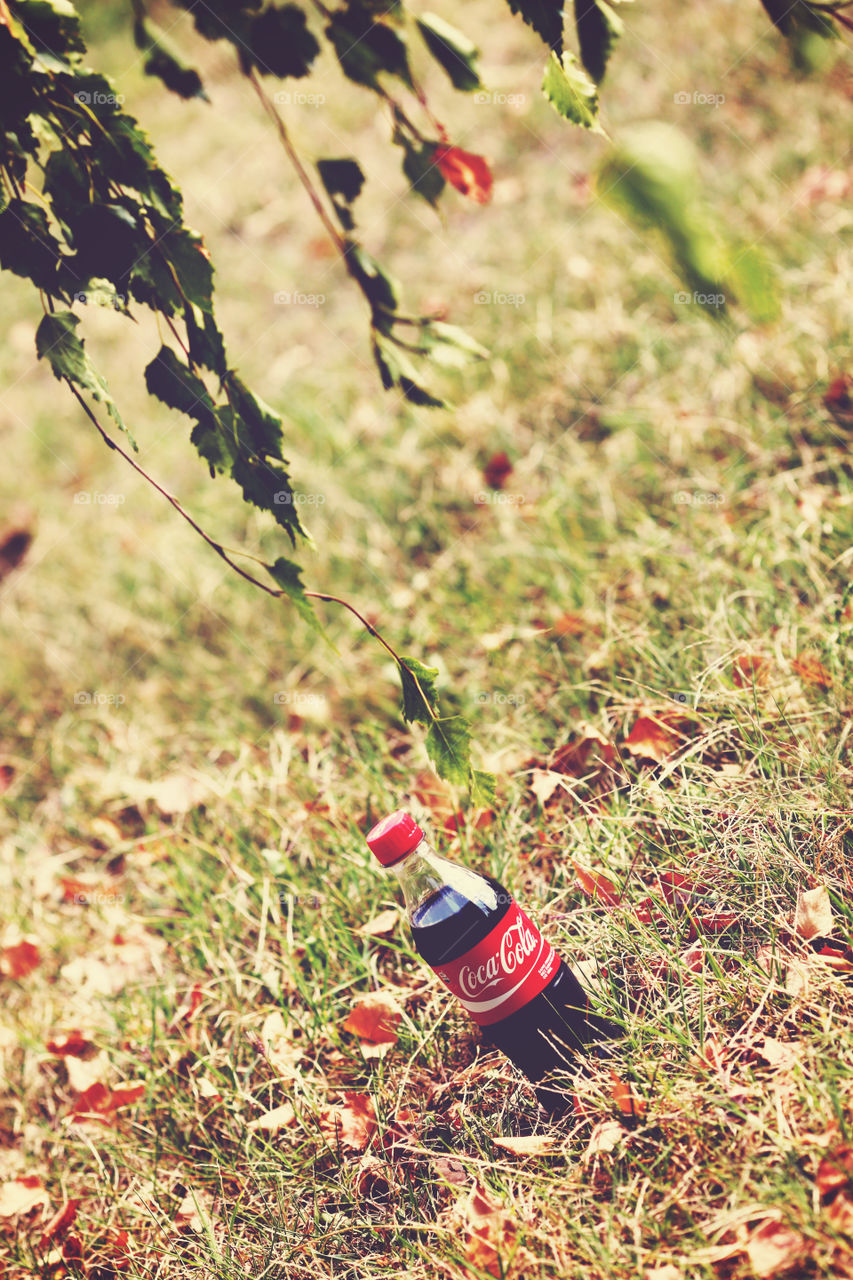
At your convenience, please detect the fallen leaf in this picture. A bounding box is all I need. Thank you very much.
[610,1068,647,1118]
[171,982,203,1027]
[573,861,621,907]
[46,1030,97,1058]
[0,936,41,979]
[492,1134,556,1156]
[757,1037,801,1073]
[553,612,587,637]
[794,885,834,940]
[248,1103,295,1135]
[817,1145,853,1199]
[732,654,772,687]
[40,1199,81,1246]
[482,451,513,490]
[583,1118,625,1161]
[744,1219,807,1278]
[693,1035,727,1073]
[552,725,615,777]
[434,144,493,204]
[792,652,831,689]
[148,773,213,817]
[680,943,705,975]
[174,1189,214,1234]
[259,1010,303,1076]
[824,373,853,427]
[69,1081,145,1124]
[66,1050,111,1093]
[530,769,563,805]
[342,993,400,1048]
[353,1154,396,1197]
[454,1185,517,1278]
[813,941,853,972]
[196,1076,221,1101]
[623,715,684,765]
[784,956,811,998]
[433,1156,468,1186]
[0,1176,49,1217]
[644,1267,682,1280]
[320,1093,376,1152]
[0,763,14,793]
[359,909,398,938]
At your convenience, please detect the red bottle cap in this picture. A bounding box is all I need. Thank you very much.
[366,810,425,867]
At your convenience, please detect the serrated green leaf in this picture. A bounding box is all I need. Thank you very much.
[267,557,323,633]
[15,0,85,56]
[36,310,130,441]
[542,50,603,132]
[231,453,303,541]
[223,372,285,460]
[416,13,481,92]
[574,0,623,83]
[506,0,563,51]
[145,344,216,421]
[470,769,497,808]
[371,333,445,407]
[0,198,64,296]
[348,244,400,314]
[400,140,446,207]
[398,655,440,722]
[425,715,472,787]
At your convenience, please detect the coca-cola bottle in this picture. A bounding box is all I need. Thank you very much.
[365,810,618,1111]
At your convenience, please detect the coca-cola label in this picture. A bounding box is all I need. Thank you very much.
[432,902,560,1026]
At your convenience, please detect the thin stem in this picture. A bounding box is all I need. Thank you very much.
[246,67,346,255]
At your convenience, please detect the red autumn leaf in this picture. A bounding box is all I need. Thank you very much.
[732,653,771,687]
[817,1144,853,1199]
[70,1081,145,1123]
[623,715,684,765]
[320,1092,377,1152]
[433,144,493,204]
[482,452,513,490]
[813,940,853,972]
[0,763,14,793]
[40,1198,81,1246]
[46,1030,97,1058]
[824,374,853,425]
[573,861,621,906]
[657,870,696,904]
[380,1108,419,1161]
[0,1175,49,1217]
[59,877,102,904]
[792,652,831,689]
[0,937,41,979]
[171,982,204,1027]
[342,994,400,1046]
[553,612,587,637]
[62,1232,84,1264]
[609,1067,647,1118]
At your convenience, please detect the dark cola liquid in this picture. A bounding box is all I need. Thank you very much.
[411,879,616,1111]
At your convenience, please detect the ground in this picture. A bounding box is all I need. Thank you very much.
[1,1,853,1277]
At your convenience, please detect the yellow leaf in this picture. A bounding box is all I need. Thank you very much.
[359,909,398,937]
[492,1134,556,1156]
[794,885,833,940]
[248,1103,295,1134]
[0,1177,49,1218]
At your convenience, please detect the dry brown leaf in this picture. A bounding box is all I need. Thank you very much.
[792,652,831,689]
[45,1030,97,1058]
[482,451,513,490]
[492,1134,556,1156]
[0,937,41,979]
[794,885,833,940]
[455,1185,517,1279]
[248,1103,295,1135]
[610,1068,647,1118]
[744,1219,807,1277]
[433,1155,468,1186]
[644,1267,682,1280]
[259,1010,302,1076]
[174,1189,214,1234]
[39,1199,81,1246]
[732,654,772,688]
[530,769,563,805]
[583,1119,625,1161]
[784,957,811,998]
[148,773,213,817]
[756,1037,801,1073]
[551,726,615,777]
[813,941,853,973]
[816,1145,853,1199]
[573,861,621,907]
[196,1076,221,1101]
[353,1154,397,1197]
[359,909,398,937]
[680,943,705,975]
[320,1093,376,1152]
[66,1050,110,1093]
[342,994,400,1047]
[68,1080,144,1124]
[0,1176,49,1218]
[623,715,683,765]
[553,612,587,637]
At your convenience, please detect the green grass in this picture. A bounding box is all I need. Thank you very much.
[2,0,853,1276]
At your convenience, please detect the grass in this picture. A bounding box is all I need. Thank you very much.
[2,0,853,1276]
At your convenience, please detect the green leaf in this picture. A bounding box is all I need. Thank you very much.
[231,453,303,541]
[422,321,489,369]
[726,244,780,324]
[416,13,481,92]
[470,769,497,808]
[425,715,472,787]
[145,345,216,424]
[131,216,214,315]
[400,139,446,207]
[398,655,440,722]
[223,372,285,460]
[15,0,85,57]
[267,557,323,633]
[36,311,129,441]
[371,333,445,407]
[326,3,412,89]
[574,0,623,84]
[318,158,365,231]
[506,0,563,52]
[0,199,64,296]
[542,50,603,132]
[347,244,400,314]
[241,5,320,78]
[133,14,208,101]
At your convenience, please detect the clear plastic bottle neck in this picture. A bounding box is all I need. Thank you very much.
[388,836,502,922]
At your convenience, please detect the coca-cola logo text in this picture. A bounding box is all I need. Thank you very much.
[458,919,539,998]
